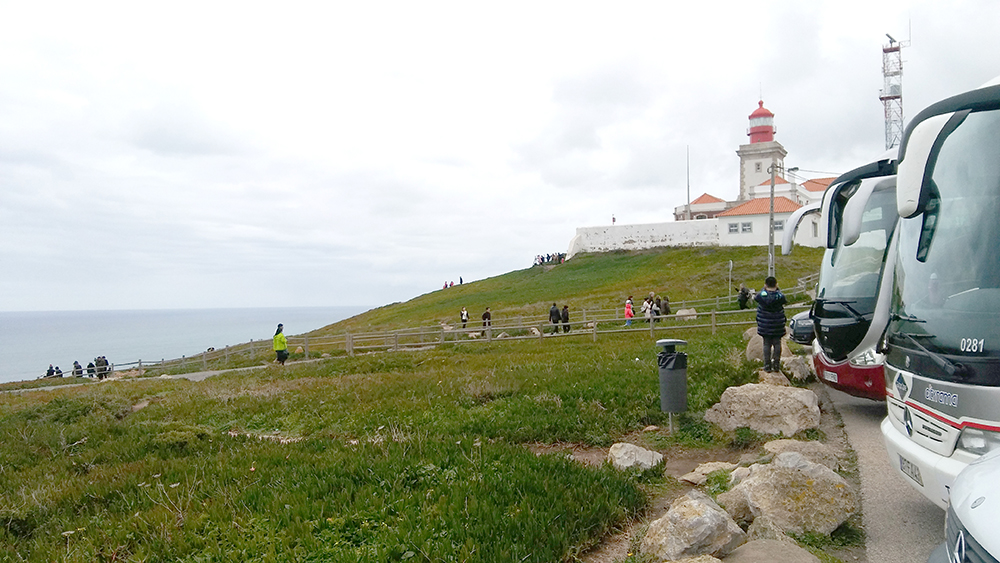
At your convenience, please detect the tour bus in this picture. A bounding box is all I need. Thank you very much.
[782,155,898,401]
[881,76,1000,510]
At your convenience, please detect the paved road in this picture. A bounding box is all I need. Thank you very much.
[827,388,944,563]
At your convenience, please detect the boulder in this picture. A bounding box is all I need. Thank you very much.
[745,515,795,544]
[745,334,793,362]
[757,370,792,386]
[704,384,820,437]
[608,443,663,471]
[528,327,541,336]
[716,453,856,535]
[495,332,510,339]
[764,440,839,472]
[782,355,814,382]
[680,461,739,485]
[742,327,757,341]
[676,308,698,321]
[721,539,820,563]
[294,346,304,354]
[640,490,746,560]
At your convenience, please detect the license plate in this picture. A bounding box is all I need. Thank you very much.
[823,370,839,383]
[899,454,923,486]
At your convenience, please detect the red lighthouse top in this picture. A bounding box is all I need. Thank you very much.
[747,100,775,143]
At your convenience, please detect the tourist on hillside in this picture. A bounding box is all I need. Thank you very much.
[481,307,491,328]
[460,307,469,329]
[53,366,63,377]
[273,324,289,365]
[641,297,652,323]
[651,298,661,322]
[45,364,55,378]
[661,295,671,316]
[561,305,570,333]
[72,361,83,377]
[737,283,752,310]
[549,303,561,334]
[624,297,634,326]
[755,276,787,373]
[87,361,96,378]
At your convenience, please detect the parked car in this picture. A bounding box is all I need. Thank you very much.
[927,447,1000,562]
[788,310,814,345]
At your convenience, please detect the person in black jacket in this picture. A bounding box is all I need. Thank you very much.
[549,303,561,334]
[755,276,787,373]
[561,305,570,333]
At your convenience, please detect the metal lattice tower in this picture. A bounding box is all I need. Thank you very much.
[879,34,909,150]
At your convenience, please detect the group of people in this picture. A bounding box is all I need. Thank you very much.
[42,356,111,380]
[623,293,670,326]
[534,253,566,266]
[548,303,571,333]
[458,306,492,329]
[442,278,463,289]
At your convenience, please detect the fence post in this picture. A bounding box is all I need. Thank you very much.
[538,325,544,341]
[304,336,309,358]
[592,322,597,342]
[138,359,143,377]
[181,355,186,369]
[487,327,492,342]
[347,333,354,356]
[225,346,229,363]
[712,310,717,335]
[394,331,399,352]
[650,317,655,337]
[202,351,207,370]
[440,327,445,344]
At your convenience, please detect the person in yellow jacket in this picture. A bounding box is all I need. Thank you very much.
[273,323,289,365]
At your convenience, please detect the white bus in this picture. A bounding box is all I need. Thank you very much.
[881,76,1000,510]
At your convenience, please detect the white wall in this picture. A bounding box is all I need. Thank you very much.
[567,220,718,259]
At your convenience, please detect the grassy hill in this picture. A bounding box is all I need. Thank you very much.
[0,246,829,562]
[314,245,824,334]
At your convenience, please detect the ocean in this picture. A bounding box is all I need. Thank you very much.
[0,306,369,383]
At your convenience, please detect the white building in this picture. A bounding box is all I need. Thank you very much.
[567,100,835,259]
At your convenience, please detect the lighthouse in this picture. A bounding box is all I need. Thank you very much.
[736,99,786,200]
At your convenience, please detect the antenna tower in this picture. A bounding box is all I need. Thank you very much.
[879,33,909,150]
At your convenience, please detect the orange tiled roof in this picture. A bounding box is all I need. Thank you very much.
[718,196,801,217]
[802,177,836,192]
[756,176,791,186]
[691,193,725,204]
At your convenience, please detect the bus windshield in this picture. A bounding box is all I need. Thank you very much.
[890,108,1000,377]
[818,185,897,301]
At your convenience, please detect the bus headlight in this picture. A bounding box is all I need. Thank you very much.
[958,428,1000,456]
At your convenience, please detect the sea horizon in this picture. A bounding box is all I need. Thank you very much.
[0,305,371,384]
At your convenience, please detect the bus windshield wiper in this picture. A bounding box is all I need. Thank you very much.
[818,299,867,322]
[896,331,968,378]
[891,313,926,323]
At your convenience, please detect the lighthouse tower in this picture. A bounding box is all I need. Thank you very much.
[736,100,787,200]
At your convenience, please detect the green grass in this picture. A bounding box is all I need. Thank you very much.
[0,245,823,561]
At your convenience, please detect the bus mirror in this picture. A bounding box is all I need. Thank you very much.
[897,113,952,218]
[781,202,821,255]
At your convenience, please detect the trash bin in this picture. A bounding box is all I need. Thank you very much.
[656,339,688,413]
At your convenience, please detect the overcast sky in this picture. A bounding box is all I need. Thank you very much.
[2,1,999,312]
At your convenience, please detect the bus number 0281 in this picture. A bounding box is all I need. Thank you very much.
[960,338,986,353]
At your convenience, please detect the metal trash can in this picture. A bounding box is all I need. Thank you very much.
[656,339,688,413]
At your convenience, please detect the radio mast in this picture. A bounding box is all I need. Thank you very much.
[880,32,909,150]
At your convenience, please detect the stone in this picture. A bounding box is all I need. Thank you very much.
[782,355,814,382]
[717,454,856,535]
[728,465,753,487]
[528,327,541,336]
[441,323,454,331]
[608,442,663,471]
[495,332,510,339]
[680,461,739,486]
[743,327,757,341]
[640,490,746,560]
[704,383,820,437]
[321,353,330,358]
[674,556,722,563]
[745,334,793,362]
[467,332,480,339]
[294,346,304,354]
[764,440,840,472]
[676,308,698,320]
[758,369,792,386]
[721,539,820,563]
[745,515,796,544]
[643,425,660,432]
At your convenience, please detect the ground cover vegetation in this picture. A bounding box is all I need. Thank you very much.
[1,246,825,561]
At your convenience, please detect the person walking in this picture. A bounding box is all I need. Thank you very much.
[549,303,561,334]
[460,307,469,329]
[755,276,787,373]
[641,297,652,323]
[561,305,570,333]
[481,307,491,327]
[624,297,634,326]
[273,323,289,365]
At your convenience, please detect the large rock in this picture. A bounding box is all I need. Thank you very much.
[640,490,746,560]
[782,355,814,382]
[679,461,739,486]
[676,308,698,321]
[704,383,820,437]
[721,539,820,563]
[764,439,839,472]
[608,442,663,471]
[745,334,793,363]
[716,453,856,535]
